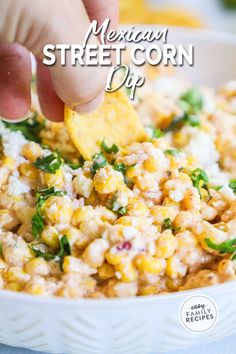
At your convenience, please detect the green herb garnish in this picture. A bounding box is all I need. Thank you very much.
[180,88,203,114]
[0,244,3,257]
[205,238,236,258]
[113,163,127,174]
[32,212,44,239]
[33,151,62,174]
[162,218,180,233]
[32,187,66,238]
[107,193,127,216]
[91,153,108,175]
[190,168,209,197]
[146,126,164,139]
[229,179,236,193]
[101,140,119,154]
[31,235,71,264]
[3,113,45,143]
[164,149,181,157]
[165,88,203,132]
[211,185,223,191]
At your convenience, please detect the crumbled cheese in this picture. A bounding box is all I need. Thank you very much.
[182,128,219,167]
[6,175,30,196]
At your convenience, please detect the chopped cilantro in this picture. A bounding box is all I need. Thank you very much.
[162,218,180,233]
[205,238,236,256]
[107,193,127,216]
[91,153,108,175]
[229,179,236,193]
[180,87,203,114]
[33,151,62,174]
[101,140,119,154]
[3,113,45,143]
[164,149,181,156]
[113,163,127,174]
[184,114,200,127]
[211,185,223,191]
[165,88,203,132]
[32,212,44,239]
[32,187,66,238]
[31,235,71,264]
[146,126,164,139]
[190,168,209,197]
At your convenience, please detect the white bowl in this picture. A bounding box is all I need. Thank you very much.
[3,27,236,354]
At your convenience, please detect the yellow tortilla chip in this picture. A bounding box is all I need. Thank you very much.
[65,90,147,160]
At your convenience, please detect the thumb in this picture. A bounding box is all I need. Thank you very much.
[1,0,110,112]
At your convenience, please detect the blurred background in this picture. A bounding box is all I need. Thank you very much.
[120,0,236,33]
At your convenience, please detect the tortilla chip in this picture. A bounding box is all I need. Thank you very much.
[65,90,147,160]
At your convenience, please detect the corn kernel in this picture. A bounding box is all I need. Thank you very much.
[25,258,50,276]
[4,266,28,283]
[156,233,177,258]
[22,142,43,162]
[40,169,64,188]
[151,205,178,224]
[72,206,93,226]
[41,226,60,249]
[5,282,23,292]
[143,157,158,172]
[115,261,137,282]
[2,157,16,170]
[64,226,83,246]
[98,263,115,280]
[166,257,178,279]
[19,162,38,179]
[73,174,93,198]
[126,165,140,178]
[24,280,45,295]
[136,255,165,275]
[42,196,73,225]
[128,202,149,217]
[93,166,124,194]
[105,251,123,266]
[138,284,157,296]
[62,256,95,275]
[83,239,109,268]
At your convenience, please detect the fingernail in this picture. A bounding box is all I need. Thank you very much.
[74,92,105,114]
[1,111,32,123]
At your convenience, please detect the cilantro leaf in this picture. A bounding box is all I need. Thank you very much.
[164,149,181,157]
[180,88,203,114]
[229,179,236,193]
[32,187,66,238]
[33,152,62,174]
[190,168,209,197]
[162,218,180,233]
[113,163,127,174]
[107,192,127,216]
[211,185,223,191]
[32,211,44,238]
[3,114,45,143]
[31,235,71,264]
[205,238,236,254]
[165,88,203,132]
[146,126,164,139]
[101,140,119,154]
[91,153,108,175]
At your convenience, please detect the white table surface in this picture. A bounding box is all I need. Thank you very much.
[0,334,235,354]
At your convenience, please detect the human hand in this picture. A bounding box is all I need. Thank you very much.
[0,0,118,121]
